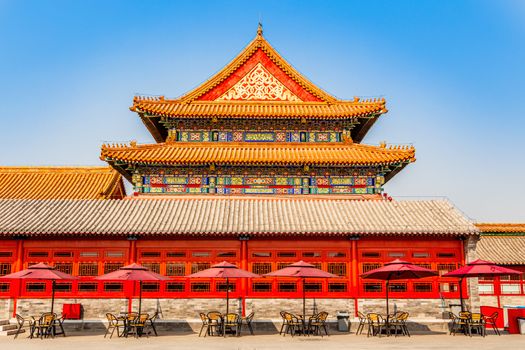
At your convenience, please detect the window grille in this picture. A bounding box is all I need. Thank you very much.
[252,263,272,275]
[141,252,161,258]
[54,263,73,275]
[28,251,48,257]
[501,284,521,294]
[79,252,98,258]
[500,274,521,281]
[437,252,456,258]
[252,282,272,292]
[78,283,98,292]
[217,251,236,257]
[192,252,211,257]
[327,263,347,277]
[412,252,430,258]
[328,252,346,258]
[304,282,322,292]
[277,262,290,270]
[362,263,382,273]
[388,283,407,293]
[0,283,9,292]
[414,263,432,270]
[166,282,185,292]
[142,262,160,274]
[363,283,382,293]
[191,282,210,292]
[0,263,11,276]
[302,252,321,258]
[252,252,271,258]
[55,283,72,293]
[388,252,405,258]
[278,283,296,292]
[78,263,99,276]
[328,283,347,293]
[413,283,433,292]
[142,282,160,292]
[437,263,457,276]
[106,251,124,258]
[54,251,73,258]
[167,252,186,258]
[166,263,186,276]
[216,282,236,292]
[104,283,123,292]
[104,262,123,274]
[191,263,210,274]
[26,282,46,292]
[0,252,12,257]
[362,252,381,258]
[439,282,458,293]
[478,284,494,294]
[277,252,296,258]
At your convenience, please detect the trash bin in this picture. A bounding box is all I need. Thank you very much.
[336,311,350,332]
[518,318,525,335]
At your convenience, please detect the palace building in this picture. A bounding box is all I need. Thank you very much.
[0,27,523,321]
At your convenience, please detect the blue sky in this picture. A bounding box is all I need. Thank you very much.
[0,0,524,222]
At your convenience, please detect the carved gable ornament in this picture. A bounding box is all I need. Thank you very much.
[217,63,301,101]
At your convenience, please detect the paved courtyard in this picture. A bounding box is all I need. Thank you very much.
[1,332,522,350]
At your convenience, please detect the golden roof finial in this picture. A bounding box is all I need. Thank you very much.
[257,22,263,36]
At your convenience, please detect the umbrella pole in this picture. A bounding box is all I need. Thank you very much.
[459,277,464,312]
[51,280,56,314]
[386,280,389,317]
[303,277,306,320]
[226,277,229,315]
[139,280,142,315]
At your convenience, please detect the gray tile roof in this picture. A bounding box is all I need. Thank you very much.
[476,235,525,265]
[0,198,478,237]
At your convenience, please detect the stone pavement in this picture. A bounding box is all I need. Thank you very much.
[1,332,522,350]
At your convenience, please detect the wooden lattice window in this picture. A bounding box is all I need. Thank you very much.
[414,263,432,270]
[166,282,185,292]
[55,283,72,293]
[78,283,98,292]
[166,263,186,276]
[167,252,186,258]
[216,282,236,292]
[414,283,433,292]
[327,263,347,277]
[437,252,456,258]
[104,262,123,274]
[0,283,9,292]
[0,263,11,276]
[388,283,407,293]
[191,282,210,292]
[142,282,160,292]
[54,251,73,258]
[252,282,272,292]
[363,283,382,293]
[277,262,290,270]
[412,252,430,258]
[437,263,457,276]
[104,283,123,292]
[106,251,124,258]
[0,252,13,257]
[78,263,99,276]
[191,263,210,274]
[362,252,381,258]
[252,263,272,275]
[28,251,48,258]
[328,252,346,258]
[26,282,46,292]
[252,252,271,258]
[439,282,458,293]
[500,274,521,281]
[328,283,347,293]
[302,252,321,258]
[142,262,160,274]
[54,263,73,275]
[278,282,296,292]
[141,252,160,258]
[362,263,382,273]
[277,252,296,258]
[217,251,236,258]
[304,282,322,292]
[388,252,405,258]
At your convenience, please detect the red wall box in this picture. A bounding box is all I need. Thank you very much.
[62,303,82,320]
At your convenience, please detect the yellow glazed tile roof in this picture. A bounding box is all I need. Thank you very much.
[0,166,126,200]
[100,142,416,166]
[475,223,525,233]
[0,198,478,237]
[132,97,387,119]
[130,30,387,120]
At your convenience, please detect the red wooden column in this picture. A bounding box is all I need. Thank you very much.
[12,238,25,317]
[128,237,137,264]
[350,237,359,317]
[240,235,249,316]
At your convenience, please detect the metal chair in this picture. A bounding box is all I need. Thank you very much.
[14,314,34,339]
[207,311,223,336]
[467,313,485,337]
[356,311,367,335]
[240,312,255,335]
[308,311,329,337]
[281,312,303,337]
[104,313,125,338]
[222,313,240,337]
[33,313,56,339]
[483,312,500,335]
[198,312,209,337]
[367,313,385,337]
[145,311,159,336]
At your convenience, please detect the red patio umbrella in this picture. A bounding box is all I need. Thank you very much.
[264,261,338,320]
[95,263,170,314]
[187,261,259,315]
[360,259,437,317]
[0,263,78,314]
[443,259,522,311]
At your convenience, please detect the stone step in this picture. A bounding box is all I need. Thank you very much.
[0,320,9,326]
[0,328,24,336]
[0,324,17,331]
